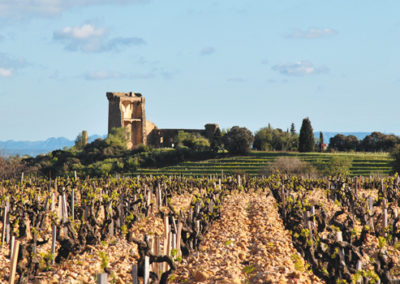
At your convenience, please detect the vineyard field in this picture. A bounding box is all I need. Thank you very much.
[1,174,400,283]
[136,151,392,177]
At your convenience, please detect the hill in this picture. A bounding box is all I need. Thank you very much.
[0,135,105,157]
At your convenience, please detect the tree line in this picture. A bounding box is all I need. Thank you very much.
[329,132,400,152]
[254,119,400,153]
[253,118,316,153]
[2,116,400,178]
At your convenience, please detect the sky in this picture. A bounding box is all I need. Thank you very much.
[1,0,400,140]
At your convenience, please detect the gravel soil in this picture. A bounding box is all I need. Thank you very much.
[172,191,321,283]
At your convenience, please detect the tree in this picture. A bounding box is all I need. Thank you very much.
[0,156,26,179]
[382,135,399,151]
[345,135,358,151]
[319,132,324,152]
[74,133,84,150]
[74,130,88,150]
[290,123,296,135]
[357,132,400,152]
[329,134,347,151]
[253,127,274,151]
[298,117,315,152]
[176,131,210,152]
[223,126,254,155]
[359,132,382,152]
[105,127,127,148]
[253,125,298,151]
[328,134,360,152]
[210,128,224,152]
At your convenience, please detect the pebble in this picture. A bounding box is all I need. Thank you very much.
[193,270,209,282]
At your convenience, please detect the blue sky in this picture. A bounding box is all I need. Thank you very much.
[1,0,400,140]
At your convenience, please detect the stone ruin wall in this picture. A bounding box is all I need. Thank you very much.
[147,124,219,148]
[107,92,152,149]
[107,91,218,149]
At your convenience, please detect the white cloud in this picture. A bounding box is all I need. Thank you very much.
[200,46,215,56]
[0,0,148,19]
[288,28,337,39]
[53,24,145,52]
[56,24,105,39]
[0,67,12,77]
[272,61,328,76]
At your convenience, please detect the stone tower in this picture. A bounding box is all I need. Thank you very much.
[106,92,147,149]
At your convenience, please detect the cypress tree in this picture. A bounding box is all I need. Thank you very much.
[319,131,324,151]
[290,123,296,135]
[299,117,315,152]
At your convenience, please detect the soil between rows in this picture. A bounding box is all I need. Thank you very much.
[172,191,321,283]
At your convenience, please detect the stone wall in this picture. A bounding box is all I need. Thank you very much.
[107,91,218,149]
[107,92,146,149]
[148,124,219,148]
[107,93,123,133]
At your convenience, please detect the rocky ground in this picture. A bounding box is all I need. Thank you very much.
[3,187,399,283]
[0,193,193,283]
[172,191,321,283]
[0,189,322,283]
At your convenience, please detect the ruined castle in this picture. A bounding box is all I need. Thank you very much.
[106,92,219,149]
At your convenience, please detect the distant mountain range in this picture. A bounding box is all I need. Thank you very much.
[0,135,105,157]
[0,132,378,157]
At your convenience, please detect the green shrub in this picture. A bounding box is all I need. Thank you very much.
[176,131,211,152]
[315,156,353,176]
[105,127,127,148]
[391,144,400,174]
[87,158,123,176]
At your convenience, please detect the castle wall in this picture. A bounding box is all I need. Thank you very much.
[107,91,219,149]
[140,99,147,145]
[148,129,204,148]
[147,124,219,148]
[107,95,123,132]
[107,92,146,149]
[146,120,157,136]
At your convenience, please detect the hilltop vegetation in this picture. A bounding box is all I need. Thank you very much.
[10,126,253,178]
[22,128,218,178]
[3,117,400,178]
